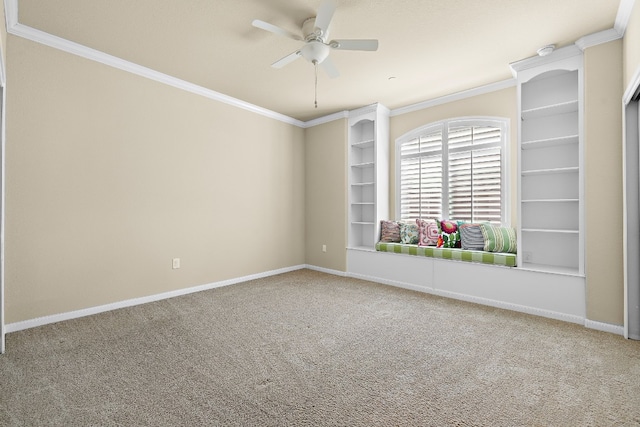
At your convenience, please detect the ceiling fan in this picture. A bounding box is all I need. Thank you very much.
[251,0,379,80]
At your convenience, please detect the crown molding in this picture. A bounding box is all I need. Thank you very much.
[389,79,516,117]
[4,0,636,128]
[302,110,349,128]
[575,28,623,51]
[509,44,582,76]
[4,1,305,128]
[5,0,17,29]
[615,0,636,36]
[350,102,390,118]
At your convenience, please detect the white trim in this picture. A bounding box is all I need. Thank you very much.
[3,0,306,128]
[622,64,640,340]
[302,110,349,128]
[8,23,306,128]
[303,80,519,128]
[5,265,306,334]
[584,319,625,336]
[510,44,582,76]
[5,0,17,30]
[350,102,390,119]
[4,0,635,130]
[624,65,640,104]
[0,3,521,133]
[615,0,636,36]
[389,79,516,118]
[347,271,585,325]
[304,264,348,276]
[575,28,622,51]
[0,36,5,87]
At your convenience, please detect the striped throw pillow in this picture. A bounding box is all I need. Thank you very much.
[480,224,517,253]
[379,220,401,242]
[459,223,485,250]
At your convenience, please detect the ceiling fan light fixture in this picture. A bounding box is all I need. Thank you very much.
[301,41,330,64]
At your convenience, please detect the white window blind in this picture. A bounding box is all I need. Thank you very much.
[399,128,443,220]
[397,118,507,224]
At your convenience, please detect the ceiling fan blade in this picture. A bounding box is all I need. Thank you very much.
[330,39,379,51]
[252,19,303,41]
[320,56,340,79]
[314,0,337,38]
[271,50,302,68]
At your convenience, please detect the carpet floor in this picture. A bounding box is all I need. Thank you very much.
[1,269,640,426]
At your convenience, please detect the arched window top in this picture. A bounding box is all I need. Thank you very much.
[396,116,509,224]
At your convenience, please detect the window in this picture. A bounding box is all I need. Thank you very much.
[396,117,508,224]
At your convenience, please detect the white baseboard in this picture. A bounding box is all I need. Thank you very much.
[5,263,626,338]
[432,288,585,325]
[5,264,307,333]
[348,271,433,294]
[584,319,624,336]
[349,271,585,325]
[304,264,348,277]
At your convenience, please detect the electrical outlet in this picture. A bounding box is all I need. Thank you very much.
[172,258,181,269]
[523,252,532,263]
[322,244,327,253]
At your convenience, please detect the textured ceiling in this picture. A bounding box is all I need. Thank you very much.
[17,0,620,121]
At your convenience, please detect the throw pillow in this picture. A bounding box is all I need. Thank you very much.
[459,223,486,250]
[400,222,419,244]
[437,219,461,248]
[480,224,517,253]
[379,220,401,242]
[416,218,439,246]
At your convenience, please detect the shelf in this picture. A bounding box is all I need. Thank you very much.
[521,198,579,203]
[519,262,582,277]
[521,166,578,176]
[521,134,579,150]
[521,228,579,234]
[521,100,578,120]
[351,181,375,186]
[352,139,374,149]
[351,221,375,225]
[351,202,375,205]
[351,161,374,168]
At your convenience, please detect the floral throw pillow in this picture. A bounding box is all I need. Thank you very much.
[437,219,462,248]
[416,218,439,246]
[400,222,419,245]
[379,220,401,243]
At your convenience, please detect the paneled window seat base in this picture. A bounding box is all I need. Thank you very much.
[347,247,586,326]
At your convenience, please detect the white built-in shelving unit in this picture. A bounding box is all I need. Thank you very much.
[347,103,389,251]
[512,46,584,275]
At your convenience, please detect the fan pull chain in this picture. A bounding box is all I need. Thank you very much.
[314,61,318,109]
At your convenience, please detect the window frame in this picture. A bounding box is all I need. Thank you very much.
[395,116,510,225]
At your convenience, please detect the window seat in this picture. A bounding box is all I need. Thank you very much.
[375,242,517,267]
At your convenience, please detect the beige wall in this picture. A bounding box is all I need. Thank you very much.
[624,0,640,90]
[1,12,630,327]
[389,87,519,226]
[304,119,347,272]
[5,36,305,323]
[584,40,624,324]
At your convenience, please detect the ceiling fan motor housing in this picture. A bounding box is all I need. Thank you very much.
[302,17,325,41]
